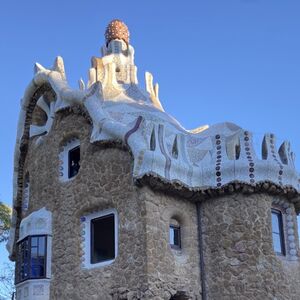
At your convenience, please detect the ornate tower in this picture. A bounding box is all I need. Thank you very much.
[7,20,300,300]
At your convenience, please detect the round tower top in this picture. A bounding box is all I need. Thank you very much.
[105,19,130,45]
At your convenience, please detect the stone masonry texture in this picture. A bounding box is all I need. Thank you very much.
[23,110,201,299]
[21,109,300,299]
[202,193,300,300]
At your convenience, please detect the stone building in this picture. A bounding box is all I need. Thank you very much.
[7,20,300,300]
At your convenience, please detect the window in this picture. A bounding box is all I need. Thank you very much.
[68,146,80,178]
[81,209,118,269]
[59,138,80,181]
[272,209,285,255]
[16,235,47,283]
[91,214,115,264]
[169,219,181,250]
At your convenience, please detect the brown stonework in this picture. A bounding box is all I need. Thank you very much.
[201,193,300,300]
[23,111,201,299]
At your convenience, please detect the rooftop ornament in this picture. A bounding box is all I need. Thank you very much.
[105,19,130,46]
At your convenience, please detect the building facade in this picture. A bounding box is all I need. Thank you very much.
[7,20,300,300]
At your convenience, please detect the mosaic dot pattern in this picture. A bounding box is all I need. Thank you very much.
[215,134,222,187]
[269,134,284,185]
[244,131,255,184]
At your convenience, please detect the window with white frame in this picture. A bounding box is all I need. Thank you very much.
[59,138,80,181]
[80,209,118,269]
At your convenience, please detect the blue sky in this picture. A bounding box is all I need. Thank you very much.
[0,0,300,265]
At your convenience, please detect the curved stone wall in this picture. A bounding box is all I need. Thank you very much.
[201,193,300,300]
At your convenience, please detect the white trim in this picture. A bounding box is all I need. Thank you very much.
[16,278,50,300]
[59,138,80,182]
[81,209,118,269]
[18,208,52,241]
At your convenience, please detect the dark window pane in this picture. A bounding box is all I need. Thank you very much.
[170,225,181,249]
[16,237,30,282]
[91,214,115,264]
[31,257,45,277]
[68,146,80,178]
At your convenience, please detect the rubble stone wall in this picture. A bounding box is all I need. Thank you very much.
[140,186,201,299]
[23,112,201,300]
[201,193,300,300]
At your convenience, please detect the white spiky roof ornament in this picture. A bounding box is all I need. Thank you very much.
[7,20,300,256]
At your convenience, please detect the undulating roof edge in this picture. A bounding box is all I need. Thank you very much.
[7,21,300,258]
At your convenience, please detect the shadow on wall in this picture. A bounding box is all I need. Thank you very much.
[170,291,190,300]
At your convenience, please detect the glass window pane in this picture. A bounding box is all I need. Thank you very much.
[31,236,46,279]
[68,146,80,178]
[91,214,115,264]
[174,228,180,246]
[38,236,46,256]
[31,258,45,277]
[272,213,279,234]
[170,225,181,249]
[169,227,174,244]
[31,246,38,258]
[31,237,38,247]
[272,233,282,253]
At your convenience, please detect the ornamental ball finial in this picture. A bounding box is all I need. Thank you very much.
[105,19,130,45]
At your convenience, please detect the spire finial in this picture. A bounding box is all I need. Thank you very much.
[105,19,130,46]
